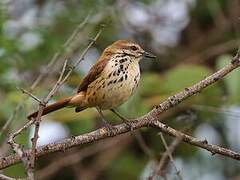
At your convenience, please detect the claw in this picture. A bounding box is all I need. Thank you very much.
[103,122,116,136]
[110,109,133,131]
[123,119,134,131]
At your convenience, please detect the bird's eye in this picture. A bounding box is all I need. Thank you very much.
[130,46,138,51]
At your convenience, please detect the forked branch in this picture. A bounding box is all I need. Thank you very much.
[1,53,240,170]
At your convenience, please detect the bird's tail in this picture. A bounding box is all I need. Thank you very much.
[27,97,72,120]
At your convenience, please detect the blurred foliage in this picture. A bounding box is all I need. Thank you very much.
[0,0,240,179]
[217,55,240,104]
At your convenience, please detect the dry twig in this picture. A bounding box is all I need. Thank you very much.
[158,133,182,180]
[6,24,103,179]
[0,14,91,140]
[134,131,155,158]
[29,59,68,175]
[156,136,183,179]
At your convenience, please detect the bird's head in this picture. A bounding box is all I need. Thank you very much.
[103,40,156,60]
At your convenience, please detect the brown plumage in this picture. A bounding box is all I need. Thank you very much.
[77,56,109,92]
[27,40,155,121]
[28,97,72,119]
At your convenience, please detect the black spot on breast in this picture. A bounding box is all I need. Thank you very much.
[108,72,112,78]
[107,81,113,85]
[118,76,124,82]
[120,64,124,69]
[119,58,127,63]
[113,71,116,76]
[113,79,117,84]
[125,74,128,80]
[115,63,118,66]
[134,75,138,82]
[117,69,121,74]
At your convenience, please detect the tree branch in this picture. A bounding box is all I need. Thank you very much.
[1,50,240,171]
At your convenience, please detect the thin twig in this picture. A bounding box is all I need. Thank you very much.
[0,14,90,140]
[8,120,35,140]
[148,136,183,180]
[151,120,240,159]
[63,13,91,47]
[28,26,104,176]
[29,59,68,175]
[6,18,101,179]
[156,137,183,178]
[152,125,194,179]
[44,59,68,101]
[28,106,44,178]
[30,14,91,90]
[7,134,33,179]
[61,26,104,84]
[134,131,155,158]
[7,119,35,179]
[158,133,182,180]
[17,87,42,104]
[0,104,21,137]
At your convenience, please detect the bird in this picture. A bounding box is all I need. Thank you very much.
[27,40,156,129]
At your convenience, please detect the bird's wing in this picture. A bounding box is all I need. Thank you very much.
[77,56,109,93]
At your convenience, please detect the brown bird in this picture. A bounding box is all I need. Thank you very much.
[28,40,155,128]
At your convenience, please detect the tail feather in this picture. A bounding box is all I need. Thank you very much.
[27,97,71,120]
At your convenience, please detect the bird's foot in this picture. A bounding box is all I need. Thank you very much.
[110,109,133,131]
[103,122,117,136]
[122,119,134,131]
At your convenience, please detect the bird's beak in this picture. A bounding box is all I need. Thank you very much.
[143,51,156,58]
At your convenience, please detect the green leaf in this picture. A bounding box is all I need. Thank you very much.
[162,64,222,106]
[139,73,163,97]
[162,65,211,92]
[4,164,26,178]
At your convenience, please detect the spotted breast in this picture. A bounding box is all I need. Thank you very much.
[85,54,141,110]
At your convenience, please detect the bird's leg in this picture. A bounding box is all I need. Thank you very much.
[96,107,116,136]
[110,109,133,131]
